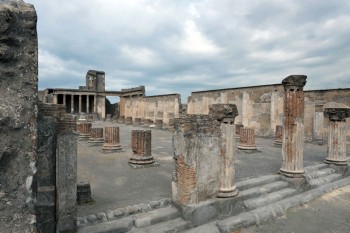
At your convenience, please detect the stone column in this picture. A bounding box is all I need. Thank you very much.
[88,128,104,146]
[71,94,74,113]
[129,130,157,168]
[63,94,66,106]
[79,95,82,113]
[86,95,90,113]
[53,94,58,104]
[274,125,283,146]
[238,128,257,150]
[94,94,97,113]
[324,106,350,166]
[102,127,122,152]
[280,75,307,177]
[77,122,92,140]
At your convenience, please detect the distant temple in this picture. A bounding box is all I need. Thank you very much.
[38,70,145,119]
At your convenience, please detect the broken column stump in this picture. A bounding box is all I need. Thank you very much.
[77,122,92,140]
[128,130,158,168]
[88,128,104,146]
[155,119,163,129]
[274,125,283,146]
[238,128,257,150]
[133,117,142,125]
[102,127,122,152]
[324,104,350,166]
[235,124,243,139]
[280,75,307,177]
[125,116,133,125]
[118,116,125,124]
[172,104,239,205]
[77,181,93,205]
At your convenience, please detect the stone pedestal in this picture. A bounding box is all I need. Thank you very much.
[77,181,93,205]
[324,107,350,166]
[144,119,153,127]
[133,117,141,125]
[155,119,163,129]
[125,116,133,125]
[274,125,283,146]
[129,130,157,168]
[102,127,122,152]
[280,75,307,177]
[77,122,92,140]
[118,116,125,124]
[235,124,243,139]
[88,128,104,146]
[238,128,257,150]
[105,114,112,122]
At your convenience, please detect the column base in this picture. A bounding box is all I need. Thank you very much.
[88,138,104,146]
[324,158,347,166]
[128,155,159,168]
[238,145,257,150]
[279,168,304,178]
[217,187,239,198]
[273,140,282,146]
[102,143,122,153]
[78,134,90,140]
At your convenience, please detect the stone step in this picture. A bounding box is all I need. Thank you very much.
[243,188,297,210]
[309,173,343,188]
[133,206,180,228]
[304,163,328,173]
[217,176,350,233]
[182,222,220,233]
[129,218,189,233]
[304,168,335,181]
[236,175,281,191]
[239,181,289,200]
[77,217,133,233]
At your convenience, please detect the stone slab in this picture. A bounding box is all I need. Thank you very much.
[77,217,133,233]
[133,206,180,228]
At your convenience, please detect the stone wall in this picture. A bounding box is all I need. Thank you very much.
[121,94,180,125]
[187,84,284,136]
[0,1,38,232]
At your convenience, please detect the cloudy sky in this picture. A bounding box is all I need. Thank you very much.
[26,0,350,102]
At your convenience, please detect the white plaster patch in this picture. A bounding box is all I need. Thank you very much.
[26,176,33,193]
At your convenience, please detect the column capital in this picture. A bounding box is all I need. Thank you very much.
[324,108,350,121]
[282,75,307,91]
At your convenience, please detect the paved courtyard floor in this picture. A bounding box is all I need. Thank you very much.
[77,121,348,217]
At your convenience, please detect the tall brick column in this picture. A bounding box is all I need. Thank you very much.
[324,106,350,165]
[129,130,157,168]
[102,127,122,152]
[280,75,307,177]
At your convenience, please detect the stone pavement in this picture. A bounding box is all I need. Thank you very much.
[245,184,350,233]
[77,121,348,218]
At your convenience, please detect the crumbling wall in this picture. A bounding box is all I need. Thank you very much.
[187,84,284,136]
[0,0,38,232]
[123,94,181,125]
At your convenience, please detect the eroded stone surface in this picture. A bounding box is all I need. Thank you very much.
[0,1,38,232]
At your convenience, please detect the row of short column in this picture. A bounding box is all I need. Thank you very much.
[120,116,165,129]
[76,123,157,168]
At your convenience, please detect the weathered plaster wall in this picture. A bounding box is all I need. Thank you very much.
[0,1,38,232]
[122,94,181,125]
[305,89,350,138]
[187,84,284,136]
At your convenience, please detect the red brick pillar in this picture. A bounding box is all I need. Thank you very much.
[280,75,307,177]
[78,122,92,140]
[102,127,122,152]
[129,130,156,168]
[324,107,350,165]
[88,128,104,146]
[274,125,283,145]
[238,128,257,150]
